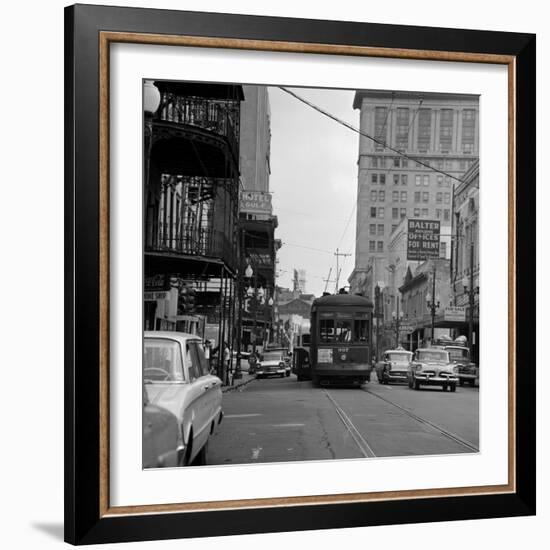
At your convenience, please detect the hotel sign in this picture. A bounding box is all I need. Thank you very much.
[407,219,440,261]
[239,191,272,215]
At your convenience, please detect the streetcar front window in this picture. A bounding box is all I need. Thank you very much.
[320,319,335,342]
[354,319,369,342]
[335,319,353,342]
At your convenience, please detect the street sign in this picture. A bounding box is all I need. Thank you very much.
[407,219,440,260]
[398,323,414,334]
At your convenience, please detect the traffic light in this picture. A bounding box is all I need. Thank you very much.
[177,283,196,314]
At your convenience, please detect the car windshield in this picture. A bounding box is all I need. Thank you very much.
[144,338,184,382]
[262,352,284,362]
[416,350,448,362]
[447,347,469,360]
[387,352,411,361]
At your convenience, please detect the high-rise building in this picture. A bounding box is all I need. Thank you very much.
[348,90,479,298]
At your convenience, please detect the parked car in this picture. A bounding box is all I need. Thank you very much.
[408,348,458,392]
[375,348,413,384]
[444,344,478,387]
[143,385,180,469]
[256,349,290,378]
[144,331,223,466]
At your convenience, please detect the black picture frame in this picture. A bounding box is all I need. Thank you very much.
[65,3,536,545]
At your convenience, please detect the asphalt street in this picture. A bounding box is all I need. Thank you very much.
[208,373,479,465]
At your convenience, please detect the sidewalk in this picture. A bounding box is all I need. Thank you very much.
[222,371,256,393]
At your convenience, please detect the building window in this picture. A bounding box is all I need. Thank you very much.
[392,208,399,219]
[439,109,454,152]
[440,241,447,258]
[444,192,451,204]
[374,106,388,149]
[436,209,442,219]
[378,207,385,218]
[414,208,420,217]
[444,209,450,221]
[396,108,410,150]
[421,208,429,217]
[393,174,400,185]
[370,190,378,202]
[394,157,400,167]
[414,191,421,203]
[462,109,476,154]
[417,108,431,151]
[422,192,429,203]
[392,191,399,201]
[379,190,385,201]
[436,192,443,203]
[437,175,443,186]
[372,173,378,184]
[401,191,407,202]
[459,160,466,170]
[415,175,421,186]
[371,207,377,218]
[445,159,453,170]
[377,224,384,236]
[380,174,386,185]
[401,174,408,185]
[402,159,408,168]
[400,208,406,219]
[379,157,387,168]
[371,157,378,168]
[369,224,376,236]
[436,160,444,170]
[377,241,384,252]
[423,175,429,186]
[369,240,376,252]
[392,224,398,233]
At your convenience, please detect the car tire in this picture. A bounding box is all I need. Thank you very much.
[192,440,208,466]
[459,379,464,387]
[286,371,290,377]
[442,384,448,392]
[450,384,457,393]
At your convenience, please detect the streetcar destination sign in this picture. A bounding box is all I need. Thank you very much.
[407,219,441,260]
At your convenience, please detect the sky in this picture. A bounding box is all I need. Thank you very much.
[267,86,359,297]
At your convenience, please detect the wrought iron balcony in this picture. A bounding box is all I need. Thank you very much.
[145,223,237,272]
[157,92,239,163]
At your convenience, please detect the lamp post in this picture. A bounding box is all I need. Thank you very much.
[426,264,440,344]
[235,261,253,381]
[392,296,405,348]
[143,80,161,187]
[463,241,479,356]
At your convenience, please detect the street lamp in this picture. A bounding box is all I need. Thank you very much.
[392,297,406,348]
[426,265,440,344]
[463,241,479,355]
[143,80,161,222]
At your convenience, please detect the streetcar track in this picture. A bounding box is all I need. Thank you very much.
[323,390,377,458]
[362,386,479,453]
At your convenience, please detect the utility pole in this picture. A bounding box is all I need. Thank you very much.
[334,248,351,292]
[323,267,334,294]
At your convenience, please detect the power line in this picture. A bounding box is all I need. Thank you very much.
[278,86,467,185]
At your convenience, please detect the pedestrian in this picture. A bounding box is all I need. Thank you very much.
[221,342,230,384]
[203,339,212,372]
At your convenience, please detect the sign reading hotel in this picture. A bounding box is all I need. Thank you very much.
[239,191,272,215]
[407,219,441,261]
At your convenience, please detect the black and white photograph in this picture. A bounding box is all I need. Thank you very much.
[142,80,480,469]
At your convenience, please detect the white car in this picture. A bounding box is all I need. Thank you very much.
[256,349,290,378]
[144,331,223,466]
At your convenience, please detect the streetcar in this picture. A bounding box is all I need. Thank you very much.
[309,293,374,386]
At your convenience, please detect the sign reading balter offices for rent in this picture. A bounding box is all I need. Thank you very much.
[407,219,441,260]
